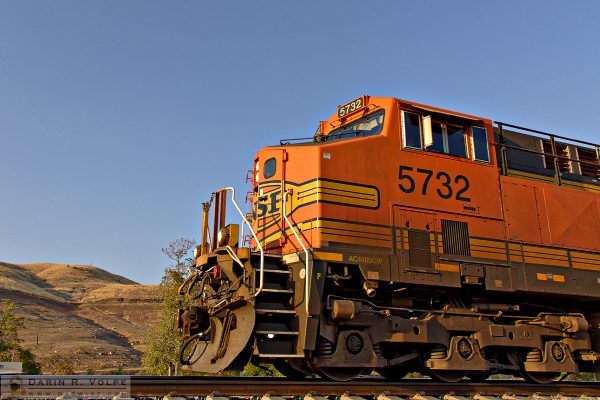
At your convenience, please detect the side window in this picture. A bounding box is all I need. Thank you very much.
[447,125,467,157]
[402,111,422,149]
[426,121,445,153]
[264,158,276,179]
[471,126,490,162]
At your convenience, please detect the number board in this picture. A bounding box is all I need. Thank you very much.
[338,96,366,118]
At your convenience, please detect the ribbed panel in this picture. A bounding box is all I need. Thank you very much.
[408,230,432,269]
[442,219,471,256]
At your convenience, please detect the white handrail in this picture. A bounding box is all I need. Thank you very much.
[281,189,311,315]
[217,187,265,298]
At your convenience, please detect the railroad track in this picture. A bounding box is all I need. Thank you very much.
[130,376,600,398]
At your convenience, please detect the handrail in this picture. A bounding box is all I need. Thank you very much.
[495,121,600,183]
[495,121,599,147]
[217,187,265,298]
[281,189,311,316]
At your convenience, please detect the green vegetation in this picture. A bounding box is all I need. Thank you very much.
[141,238,196,375]
[0,300,40,374]
[47,354,75,374]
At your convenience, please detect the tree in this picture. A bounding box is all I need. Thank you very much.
[0,300,24,359]
[48,354,75,374]
[20,349,41,374]
[142,238,196,375]
[0,301,40,374]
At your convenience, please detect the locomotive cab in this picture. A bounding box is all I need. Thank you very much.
[177,95,600,382]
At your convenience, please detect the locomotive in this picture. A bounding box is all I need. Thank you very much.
[177,96,600,382]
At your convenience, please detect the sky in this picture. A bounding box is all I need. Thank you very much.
[1,1,599,284]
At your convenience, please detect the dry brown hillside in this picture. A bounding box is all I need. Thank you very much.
[0,262,160,373]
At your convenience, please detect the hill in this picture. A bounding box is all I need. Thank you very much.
[0,262,161,373]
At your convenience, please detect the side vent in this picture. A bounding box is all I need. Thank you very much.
[408,230,432,269]
[442,220,471,256]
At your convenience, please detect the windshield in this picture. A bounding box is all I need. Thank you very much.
[324,109,384,142]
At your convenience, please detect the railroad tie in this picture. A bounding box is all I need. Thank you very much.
[261,394,286,400]
[304,394,329,400]
[473,395,502,400]
[206,395,230,400]
[340,394,368,400]
[444,395,470,400]
[377,394,404,400]
[412,394,440,400]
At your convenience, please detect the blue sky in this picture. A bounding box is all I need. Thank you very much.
[1,1,599,284]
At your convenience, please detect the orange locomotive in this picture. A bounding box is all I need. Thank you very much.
[177,96,600,382]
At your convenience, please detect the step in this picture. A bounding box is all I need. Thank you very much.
[255,302,296,314]
[260,288,293,294]
[256,330,299,336]
[256,307,296,315]
[261,268,290,274]
[257,354,305,358]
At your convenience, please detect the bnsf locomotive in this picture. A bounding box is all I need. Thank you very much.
[177,96,600,382]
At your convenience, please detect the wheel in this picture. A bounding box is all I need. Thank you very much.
[521,370,560,384]
[519,349,561,384]
[272,359,310,378]
[468,371,492,382]
[427,369,468,383]
[317,367,365,381]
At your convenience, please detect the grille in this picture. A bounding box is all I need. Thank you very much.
[442,220,471,256]
[408,230,432,269]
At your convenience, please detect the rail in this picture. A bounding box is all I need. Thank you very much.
[282,189,311,315]
[127,376,600,397]
[217,187,265,298]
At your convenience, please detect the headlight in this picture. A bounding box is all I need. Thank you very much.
[217,228,230,247]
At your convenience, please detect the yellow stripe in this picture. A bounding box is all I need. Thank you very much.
[471,250,507,260]
[524,256,569,267]
[318,220,391,236]
[536,273,566,283]
[437,263,459,272]
[295,180,379,209]
[470,238,506,249]
[536,272,548,281]
[571,251,600,262]
[573,263,600,271]
[321,228,390,242]
[523,246,569,257]
[313,251,343,262]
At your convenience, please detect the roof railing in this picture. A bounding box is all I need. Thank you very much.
[495,121,599,185]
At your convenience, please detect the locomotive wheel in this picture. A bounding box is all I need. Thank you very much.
[428,369,468,383]
[272,359,311,378]
[317,367,365,381]
[520,370,560,384]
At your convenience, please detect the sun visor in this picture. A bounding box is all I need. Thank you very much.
[404,104,485,122]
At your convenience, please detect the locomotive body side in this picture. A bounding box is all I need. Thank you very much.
[178,96,600,382]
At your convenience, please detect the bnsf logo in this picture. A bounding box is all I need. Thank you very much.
[253,190,281,219]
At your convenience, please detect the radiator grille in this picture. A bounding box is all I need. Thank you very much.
[408,230,432,269]
[442,219,471,256]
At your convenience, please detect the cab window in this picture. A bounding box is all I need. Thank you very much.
[424,121,466,157]
[264,158,276,179]
[326,109,384,141]
[426,121,445,153]
[402,111,422,149]
[471,126,490,162]
[447,125,467,157]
